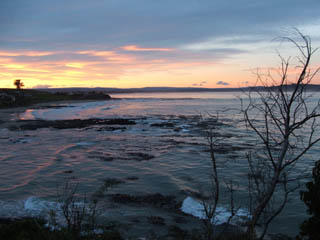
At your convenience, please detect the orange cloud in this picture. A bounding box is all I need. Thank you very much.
[78,50,115,57]
[121,45,173,52]
[3,46,316,89]
[65,62,86,68]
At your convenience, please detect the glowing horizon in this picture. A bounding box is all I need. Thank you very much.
[1,1,320,89]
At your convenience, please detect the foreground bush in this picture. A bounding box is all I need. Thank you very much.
[0,217,123,240]
[297,160,320,240]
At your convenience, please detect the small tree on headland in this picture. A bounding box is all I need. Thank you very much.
[242,29,320,239]
[14,79,24,90]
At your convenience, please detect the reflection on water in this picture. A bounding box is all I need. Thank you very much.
[0,91,319,236]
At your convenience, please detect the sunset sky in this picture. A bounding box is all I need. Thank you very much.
[1,0,320,89]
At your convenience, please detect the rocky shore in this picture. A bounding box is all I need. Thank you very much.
[0,89,111,109]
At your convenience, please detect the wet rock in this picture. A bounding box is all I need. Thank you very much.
[151,122,175,128]
[99,156,114,161]
[172,216,188,224]
[147,216,166,225]
[96,126,127,131]
[88,151,116,161]
[9,118,136,131]
[161,139,186,146]
[127,152,154,161]
[31,105,75,109]
[196,119,229,130]
[268,233,293,240]
[67,91,111,100]
[104,178,125,187]
[126,176,139,181]
[180,176,194,182]
[214,223,246,239]
[204,144,245,154]
[63,170,73,174]
[110,193,179,209]
[167,225,194,239]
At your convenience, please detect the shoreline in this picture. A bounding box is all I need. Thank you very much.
[0,99,109,128]
[0,88,111,109]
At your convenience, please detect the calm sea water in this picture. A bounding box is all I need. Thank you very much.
[0,91,319,236]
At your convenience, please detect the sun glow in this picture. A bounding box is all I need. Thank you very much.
[0,42,319,89]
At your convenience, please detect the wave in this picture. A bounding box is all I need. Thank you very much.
[181,196,250,225]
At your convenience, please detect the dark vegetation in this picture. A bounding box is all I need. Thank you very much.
[0,216,259,240]
[0,217,123,240]
[13,79,24,90]
[297,160,320,240]
[0,88,111,109]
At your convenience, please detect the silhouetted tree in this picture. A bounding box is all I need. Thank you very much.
[297,160,320,240]
[14,79,24,90]
[242,30,320,239]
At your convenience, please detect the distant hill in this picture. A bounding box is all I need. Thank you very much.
[36,84,320,94]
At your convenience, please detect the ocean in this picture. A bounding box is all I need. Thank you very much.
[0,91,318,236]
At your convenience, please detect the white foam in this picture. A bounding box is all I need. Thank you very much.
[181,196,249,225]
[24,196,61,215]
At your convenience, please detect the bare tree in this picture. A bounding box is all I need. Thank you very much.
[201,117,239,240]
[202,127,222,240]
[14,79,24,90]
[242,30,320,239]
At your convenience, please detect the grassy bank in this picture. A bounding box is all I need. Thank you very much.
[0,89,111,109]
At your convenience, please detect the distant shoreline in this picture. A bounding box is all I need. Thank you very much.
[16,84,320,94]
[1,84,319,109]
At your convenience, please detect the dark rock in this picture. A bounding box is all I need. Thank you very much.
[99,156,114,161]
[63,170,73,174]
[97,126,126,131]
[147,216,166,225]
[110,193,179,209]
[126,176,139,181]
[173,216,188,224]
[167,225,192,239]
[214,223,247,239]
[268,233,293,240]
[9,118,136,131]
[32,105,76,109]
[104,178,125,187]
[151,122,175,128]
[196,119,224,128]
[127,152,154,161]
[204,144,245,154]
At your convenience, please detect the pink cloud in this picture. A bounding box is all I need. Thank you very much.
[121,45,173,52]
